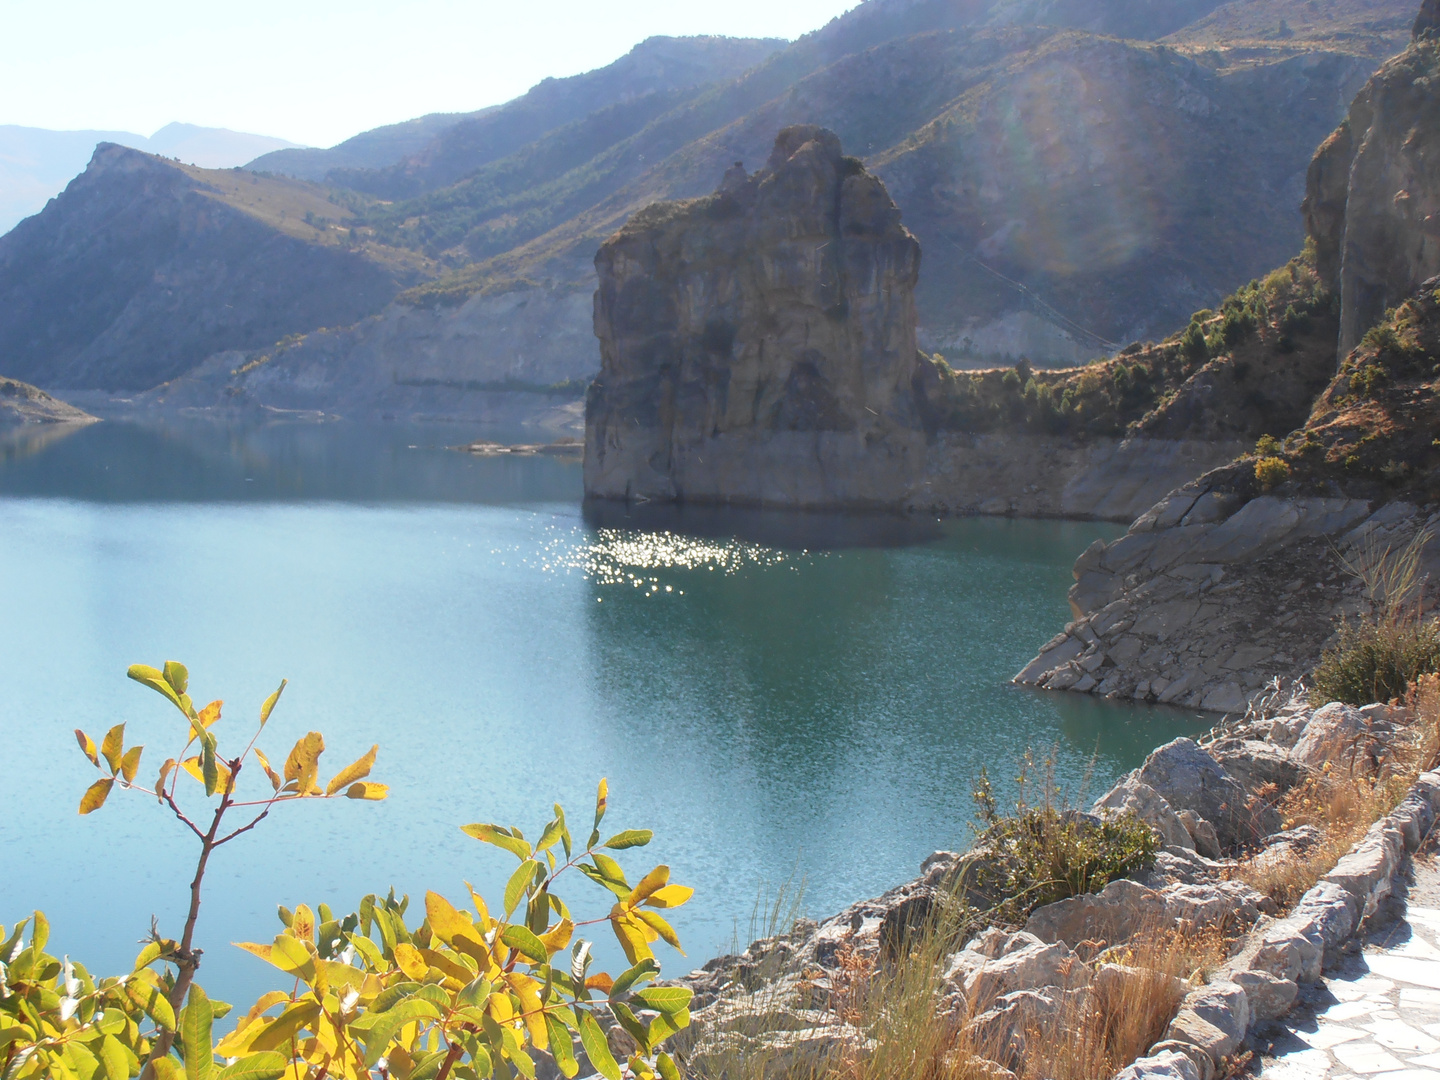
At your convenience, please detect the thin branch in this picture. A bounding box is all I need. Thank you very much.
[215,805,274,846]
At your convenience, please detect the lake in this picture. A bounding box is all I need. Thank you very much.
[0,418,1205,1009]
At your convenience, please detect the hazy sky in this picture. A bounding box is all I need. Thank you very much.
[3,0,862,148]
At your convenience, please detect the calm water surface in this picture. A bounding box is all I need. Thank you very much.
[0,420,1205,1008]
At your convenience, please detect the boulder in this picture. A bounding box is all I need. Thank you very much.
[1233,969,1298,1022]
[1093,775,1195,850]
[962,986,1089,1070]
[1024,878,1166,949]
[1162,881,1270,930]
[1323,819,1405,916]
[1210,742,1309,798]
[1112,1048,1203,1080]
[1136,738,1278,850]
[1292,702,1380,776]
[942,931,1090,1008]
[1177,810,1221,860]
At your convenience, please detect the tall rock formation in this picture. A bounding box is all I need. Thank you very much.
[1304,23,1440,354]
[585,127,932,508]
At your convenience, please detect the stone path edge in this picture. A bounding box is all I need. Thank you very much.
[1115,770,1440,1080]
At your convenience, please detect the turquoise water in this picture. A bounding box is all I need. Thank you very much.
[0,420,1205,1009]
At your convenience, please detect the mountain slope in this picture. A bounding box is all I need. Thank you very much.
[0,145,429,390]
[1,123,302,234]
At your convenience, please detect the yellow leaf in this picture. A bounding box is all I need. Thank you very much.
[325,744,377,797]
[269,934,315,979]
[259,679,287,726]
[425,891,473,946]
[487,992,515,1024]
[345,782,388,801]
[538,918,574,956]
[394,942,429,981]
[292,904,315,943]
[235,942,274,965]
[120,745,144,784]
[627,865,669,908]
[610,912,653,965]
[197,700,222,729]
[155,758,176,797]
[181,755,232,791]
[79,776,114,814]
[585,973,614,994]
[75,729,99,768]
[510,973,548,1050]
[635,910,683,953]
[100,723,124,773]
[283,731,325,795]
[253,748,282,793]
[642,885,694,910]
[466,884,492,928]
[419,946,474,985]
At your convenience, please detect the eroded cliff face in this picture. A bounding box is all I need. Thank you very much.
[585,127,932,508]
[1304,28,1440,354]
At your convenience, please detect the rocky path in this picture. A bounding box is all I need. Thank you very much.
[1252,858,1440,1079]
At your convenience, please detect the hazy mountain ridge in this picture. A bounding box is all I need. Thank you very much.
[0,122,301,234]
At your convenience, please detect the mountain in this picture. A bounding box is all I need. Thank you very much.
[0,0,1421,413]
[0,144,428,390]
[0,123,303,235]
[247,36,788,194]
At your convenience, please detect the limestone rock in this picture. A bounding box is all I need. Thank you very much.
[1112,1048,1204,1080]
[1292,702,1382,775]
[942,931,1090,1007]
[1232,969,1298,1022]
[1093,775,1195,851]
[585,126,932,509]
[1136,738,1279,851]
[1024,878,1167,949]
[1177,809,1222,860]
[1303,30,1440,353]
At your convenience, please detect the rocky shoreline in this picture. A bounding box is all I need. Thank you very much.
[1014,496,1440,713]
[657,692,1433,1080]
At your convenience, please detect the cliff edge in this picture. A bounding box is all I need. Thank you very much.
[585,126,938,509]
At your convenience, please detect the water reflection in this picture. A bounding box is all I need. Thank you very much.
[582,498,943,550]
[0,419,581,504]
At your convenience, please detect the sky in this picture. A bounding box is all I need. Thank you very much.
[2,0,863,149]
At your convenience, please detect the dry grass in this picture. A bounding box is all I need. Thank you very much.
[1236,673,1440,908]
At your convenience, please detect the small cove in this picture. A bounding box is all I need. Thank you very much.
[0,419,1207,1008]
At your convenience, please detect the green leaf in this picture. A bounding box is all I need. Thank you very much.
[646,1008,690,1049]
[499,925,548,964]
[460,823,532,861]
[609,958,659,1000]
[590,853,628,887]
[180,984,215,1080]
[578,1011,620,1080]
[632,987,692,1015]
[216,1052,290,1080]
[602,830,653,850]
[98,1034,129,1080]
[360,998,443,1067]
[163,661,190,697]
[201,736,219,797]
[609,1001,648,1053]
[125,976,177,1031]
[656,1052,681,1080]
[456,975,492,1009]
[545,1013,578,1079]
[128,664,184,712]
[152,1059,185,1080]
[503,860,541,918]
[258,680,287,726]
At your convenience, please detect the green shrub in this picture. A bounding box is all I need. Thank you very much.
[1255,434,1283,457]
[1255,455,1291,490]
[1312,618,1440,706]
[967,757,1158,922]
[1313,528,1440,705]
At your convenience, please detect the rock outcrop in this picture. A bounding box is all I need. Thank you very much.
[585,127,934,508]
[1304,25,1440,354]
[1017,268,1440,711]
[0,376,94,429]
